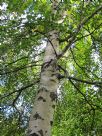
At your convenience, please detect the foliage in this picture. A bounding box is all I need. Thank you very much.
[0,0,102,135]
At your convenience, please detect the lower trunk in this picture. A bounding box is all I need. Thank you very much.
[27,30,59,136]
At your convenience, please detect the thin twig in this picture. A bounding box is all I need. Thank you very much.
[70,48,91,79]
[69,78,95,110]
[0,80,39,99]
[0,62,41,75]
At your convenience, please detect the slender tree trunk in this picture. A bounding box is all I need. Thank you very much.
[28,1,60,135]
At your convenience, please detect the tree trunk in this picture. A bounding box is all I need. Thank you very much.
[27,1,60,135]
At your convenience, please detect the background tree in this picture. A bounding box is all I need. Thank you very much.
[0,0,102,136]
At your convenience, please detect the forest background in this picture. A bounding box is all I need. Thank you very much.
[0,0,102,136]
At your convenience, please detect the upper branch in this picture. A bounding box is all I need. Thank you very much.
[58,5,102,58]
[58,65,102,87]
[0,80,39,99]
[68,76,102,87]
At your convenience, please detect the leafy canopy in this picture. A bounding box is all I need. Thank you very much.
[0,0,102,135]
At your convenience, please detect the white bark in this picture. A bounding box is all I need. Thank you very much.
[27,1,61,136]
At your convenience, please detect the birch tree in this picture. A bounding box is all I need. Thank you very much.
[28,1,61,135]
[0,0,102,136]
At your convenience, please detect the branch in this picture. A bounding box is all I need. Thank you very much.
[0,62,41,75]
[78,5,102,29]
[0,80,39,99]
[12,90,22,106]
[68,76,102,87]
[70,79,102,112]
[90,109,95,131]
[0,51,44,72]
[13,103,22,124]
[70,48,93,79]
[69,78,95,110]
[74,22,102,43]
[58,65,102,87]
[0,90,18,99]
[5,56,28,66]
[58,5,102,58]
[70,48,100,80]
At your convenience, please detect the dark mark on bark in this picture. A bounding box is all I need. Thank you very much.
[52,105,55,109]
[27,129,32,134]
[50,92,57,101]
[38,87,48,94]
[33,112,44,120]
[38,129,43,136]
[50,79,55,82]
[45,130,47,133]
[29,133,39,136]
[50,121,53,126]
[56,73,64,79]
[41,60,53,72]
[49,69,55,72]
[38,96,46,102]
[51,73,56,76]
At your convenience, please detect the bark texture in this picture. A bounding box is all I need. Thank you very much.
[28,1,60,135]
